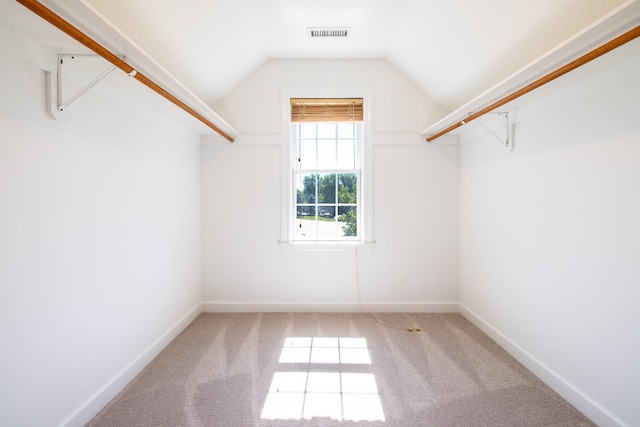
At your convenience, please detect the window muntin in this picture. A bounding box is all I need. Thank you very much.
[293,122,361,241]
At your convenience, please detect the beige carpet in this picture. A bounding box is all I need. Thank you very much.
[88,313,594,426]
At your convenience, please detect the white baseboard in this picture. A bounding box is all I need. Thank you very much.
[202,300,459,313]
[458,303,630,427]
[57,303,203,427]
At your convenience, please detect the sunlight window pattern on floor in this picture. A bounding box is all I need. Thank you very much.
[261,337,385,422]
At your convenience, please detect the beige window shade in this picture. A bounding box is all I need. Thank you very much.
[291,98,363,123]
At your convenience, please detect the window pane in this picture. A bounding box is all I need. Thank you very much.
[318,205,335,220]
[318,174,336,204]
[317,206,337,238]
[338,174,357,203]
[296,206,317,239]
[300,123,316,139]
[297,174,317,204]
[337,139,355,169]
[317,139,336,169]
[297,205,316,218]
[299,139,316,169]
[338,123,355,138]
[338,206,357,237]
[317,123,336,139]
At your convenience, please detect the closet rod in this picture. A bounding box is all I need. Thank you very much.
[426,25,640,142]
[16,0,235,142]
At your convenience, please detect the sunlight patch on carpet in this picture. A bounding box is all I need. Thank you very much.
[261,337,385,422]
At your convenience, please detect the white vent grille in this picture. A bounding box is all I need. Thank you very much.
[308,27,350,38]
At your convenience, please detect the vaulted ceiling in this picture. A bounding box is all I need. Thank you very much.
[0,0,627,117]
[82,0,627,112]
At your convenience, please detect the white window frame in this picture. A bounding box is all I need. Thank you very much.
[280,87,374,251]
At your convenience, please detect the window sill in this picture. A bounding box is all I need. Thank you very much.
[279,241,375,254]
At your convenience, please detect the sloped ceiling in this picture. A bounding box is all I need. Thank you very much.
[58,0,633,111]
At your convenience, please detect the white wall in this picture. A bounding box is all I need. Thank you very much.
[8,7,637,427]
[0,23,202,427]
[202,59,459,310]
[459,38,640,426]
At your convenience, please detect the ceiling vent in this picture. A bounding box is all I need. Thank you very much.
[308,27,350,38]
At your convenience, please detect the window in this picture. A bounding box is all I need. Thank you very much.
[291,99,363,241]
[280,89,373,249]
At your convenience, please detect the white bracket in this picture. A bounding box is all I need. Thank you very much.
[46,54,124,121]
[473,111,514,152]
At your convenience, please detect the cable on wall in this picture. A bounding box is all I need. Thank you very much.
[353,245,422,332]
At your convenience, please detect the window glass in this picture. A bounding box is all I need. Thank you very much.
[300,123,316,139]
[317,139,336,169]
[317,123,336,139]
[296,206,317,239]
[337,139,355,169]
[293,120,361,241]
[297,173,317,204]
[337,174,357,204]
[317,206,337,239]
[338,123,355,138]
[299,139,317,169]
[318,174,336,204]
[338,206,357,237]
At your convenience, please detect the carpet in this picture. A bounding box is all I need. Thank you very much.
[88,312,594,426]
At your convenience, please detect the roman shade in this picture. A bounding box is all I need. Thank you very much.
[291,98,363,123]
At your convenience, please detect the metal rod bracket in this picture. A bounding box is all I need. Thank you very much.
[46,54,124,121]
[473,111,514,152]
